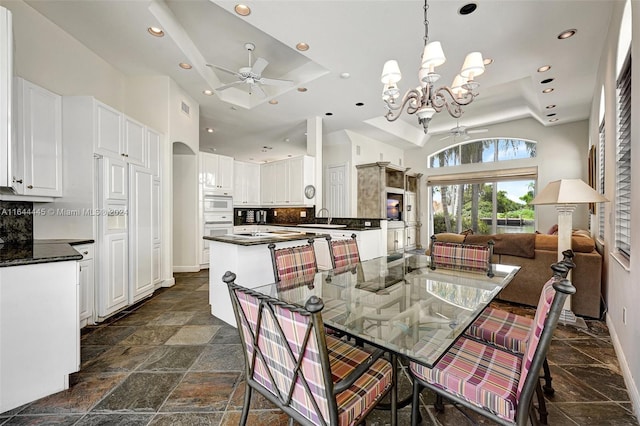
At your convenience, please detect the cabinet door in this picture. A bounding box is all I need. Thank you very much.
[245,162,261,205]
[288,156,304,205]
[200,153,218,192]
[103,156,127,200]
[152,244,161,286]
[217,155,234,194]
[100,232,128,317]
[405,192,417,223]
[406,226,417,250]
[78,258,94,323]
[152,178,161,245]
[233,161,246,205]
[261,162,276,204]
[274,160,289,204]
[147,128,162,179]
[129,166,154,302]
[123,116,147,166]
[95,101,122,157]
[16,79,63,197]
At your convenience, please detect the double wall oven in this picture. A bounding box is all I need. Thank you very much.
[202,195,233,265]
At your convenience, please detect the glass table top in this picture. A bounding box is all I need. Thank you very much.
[251,254,520,368]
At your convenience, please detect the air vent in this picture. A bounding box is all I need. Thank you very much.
[181,101,190,116]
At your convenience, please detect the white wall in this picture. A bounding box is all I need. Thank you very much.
[169,79,199,156]
[404,118,589,243]
[172,152,199,272]
[587,0,640,418]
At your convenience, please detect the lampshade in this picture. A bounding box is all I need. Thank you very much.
[381,60,402,84]
[460,52,485,79]
[421,41,446,70]
[531,179,609,205]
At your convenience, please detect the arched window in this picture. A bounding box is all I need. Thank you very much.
[428,138,536,168]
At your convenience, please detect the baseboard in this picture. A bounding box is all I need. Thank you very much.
[606,313,640,422]
[161,277,176,287]
[172,266,200,273]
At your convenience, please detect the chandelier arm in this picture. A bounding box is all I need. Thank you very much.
[383,88,423,121]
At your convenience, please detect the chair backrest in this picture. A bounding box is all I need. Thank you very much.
[327,234,360,270]
[513,264,575,424]
[224,271,337,425]
[269,239,318,282]
[429,235,495,277]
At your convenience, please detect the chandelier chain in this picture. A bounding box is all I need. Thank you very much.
[423,0,429,47]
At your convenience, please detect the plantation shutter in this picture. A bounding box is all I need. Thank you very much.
[615,52,631,258]
[598,120,605,241]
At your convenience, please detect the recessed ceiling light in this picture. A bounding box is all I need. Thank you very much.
[296,42,309,51]
[558,29,577,40]
[205,127,214,133]
[340,72,351,79]
[297,87,308,92]
[541,78,554,84]
[483,58,494,66]
[287,154,292,158]
[325,112,333,116]
[284,138,290,142]
[459,3,478,15]
[179,62,192,70]
[263,146,273,150]
[537,65,552,73]
[203,89,214,96]
[546,104,556,109]
[549,118,559,122]
[230,106,237,110]
[546,113,557,117]
[147,27,164,37]
[542,88,554,94]
[355,102,364,107]
[269,99,278,105]
[234,4,251,16]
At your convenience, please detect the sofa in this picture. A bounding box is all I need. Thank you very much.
[430,232,603,318]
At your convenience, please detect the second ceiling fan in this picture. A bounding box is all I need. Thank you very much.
[206,42,293,97]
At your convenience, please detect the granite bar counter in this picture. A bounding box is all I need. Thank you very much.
[0,240,84,267]
[204,230,324,246]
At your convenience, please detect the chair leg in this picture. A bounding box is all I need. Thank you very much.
[434,394,445,413]
[535,380,549,425]
[240,385,252,426]
[411,378,424,426]
[542,357,554,396]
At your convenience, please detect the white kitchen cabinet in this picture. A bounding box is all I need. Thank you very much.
[123,116,146,166]
[13,77,62,197]
[405,225,417,250]
[100,231,128,316]
[103,156,127,201]
[200,152,233,195]
[234,161,261,206]
[147,128,161,179]
[129,165,154,302]
[405,191,417,223]
[94,100,148,166]
[387,226,405,254]
[75,244,95,327]
[261,161,276,205]
[262,155,315,206]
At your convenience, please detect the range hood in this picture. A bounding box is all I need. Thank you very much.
[0,6,13,192]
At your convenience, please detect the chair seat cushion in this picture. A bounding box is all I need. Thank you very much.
[326,336,394,425]
[410,337,521,421]
[465,307,532,353]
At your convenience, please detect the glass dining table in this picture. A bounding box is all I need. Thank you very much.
[250,254,520,425]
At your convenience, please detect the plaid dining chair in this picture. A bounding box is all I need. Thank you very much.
[327,234,361,270]
[408,262,576,426]
[428,235,495,277]
[269,239,318,282]
[224,271,394,426]
[465,252,575,402]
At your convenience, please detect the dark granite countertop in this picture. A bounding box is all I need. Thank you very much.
[244,223,382,231]
[34,239,95,246]
[0,241,84,267]
[204,231,327,246]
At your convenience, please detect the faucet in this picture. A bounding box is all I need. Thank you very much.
[316,208,331,225]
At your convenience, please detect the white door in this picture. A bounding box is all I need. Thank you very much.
[129,165,154,302]
[100,232,128,316]
[326,163,348,217]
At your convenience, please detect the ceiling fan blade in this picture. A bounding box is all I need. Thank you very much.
[207,64,240,77]
[260,77,294,87]
[250,83,267,98]
[467,128,489,134]
[251,57,269,76]
[440,135,452,141]
[216,81,244,91]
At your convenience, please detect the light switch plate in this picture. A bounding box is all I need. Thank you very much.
[300,211,306,217]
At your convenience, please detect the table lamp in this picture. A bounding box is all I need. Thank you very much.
[531,179,608,326]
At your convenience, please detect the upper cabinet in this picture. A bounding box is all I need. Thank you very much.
[234,161,260,206]
[94,101,148,167]
[200,152,234,196]
[262,155,315,206]
[13,78,62,197]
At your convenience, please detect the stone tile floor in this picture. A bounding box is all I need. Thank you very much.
[1,270,638,425]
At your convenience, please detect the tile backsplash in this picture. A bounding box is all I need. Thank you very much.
[0,201,34,242]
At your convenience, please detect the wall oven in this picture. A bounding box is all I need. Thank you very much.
[203,195,233,213]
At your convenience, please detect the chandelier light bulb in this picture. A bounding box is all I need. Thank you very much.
[381,60,402,84]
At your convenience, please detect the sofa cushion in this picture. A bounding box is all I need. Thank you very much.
[433,233,466,244]
[465,234,536,259]
[534,234,595,253]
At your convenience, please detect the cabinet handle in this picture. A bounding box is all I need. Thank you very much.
[13,178,22,184]
[83,251,89,255]
[27,185,33,189]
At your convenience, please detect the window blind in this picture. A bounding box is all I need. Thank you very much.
[426,166,537,186]
[598,120,605,241]
[615,52,631,258]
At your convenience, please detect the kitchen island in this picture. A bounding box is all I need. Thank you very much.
[205,230,327,326]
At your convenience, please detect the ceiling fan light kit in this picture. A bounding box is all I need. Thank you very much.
[206,42,293,97]
[381,0,486,133]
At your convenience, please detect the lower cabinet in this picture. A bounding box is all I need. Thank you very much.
[405,225,417,250]
[387,227,405,254]
[75,244,95,327]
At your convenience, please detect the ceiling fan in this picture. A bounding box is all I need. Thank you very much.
[206,42,293,97]
[440,120,489,141]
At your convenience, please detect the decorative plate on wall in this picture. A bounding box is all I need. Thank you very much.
[304,185,316,199]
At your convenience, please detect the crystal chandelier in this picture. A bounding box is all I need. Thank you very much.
[381,0,486,133]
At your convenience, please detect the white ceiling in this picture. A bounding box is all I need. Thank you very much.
[24,0,613,163]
